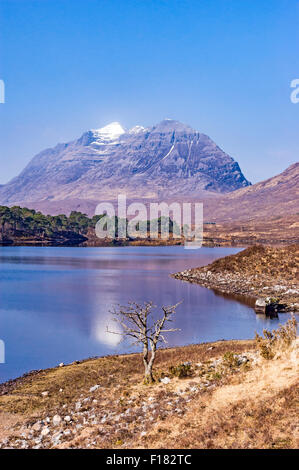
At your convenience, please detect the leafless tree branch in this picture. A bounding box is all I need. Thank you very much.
[107,300,182,382]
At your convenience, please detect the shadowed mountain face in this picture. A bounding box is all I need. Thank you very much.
[0,120,250,214]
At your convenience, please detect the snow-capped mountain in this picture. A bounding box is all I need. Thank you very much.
[90,122,126,142]
[0,119,250,214]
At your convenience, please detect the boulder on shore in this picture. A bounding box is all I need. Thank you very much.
[254,298,267,314]
[254,298,286,316]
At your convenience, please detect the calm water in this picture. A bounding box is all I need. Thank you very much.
[0,246,294,383]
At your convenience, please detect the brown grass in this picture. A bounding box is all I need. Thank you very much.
[173,244,299,309]
[0,340,253,415]
[148,382,298,449]
[0,337,297,449]
[143,341,299,449]
[199,244,299,279]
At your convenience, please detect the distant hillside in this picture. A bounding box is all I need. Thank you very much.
[204,162,299,222]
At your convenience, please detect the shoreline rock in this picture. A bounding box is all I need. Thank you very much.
[172,245,299,313]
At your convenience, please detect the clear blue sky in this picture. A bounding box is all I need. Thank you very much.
[0,0,298,184]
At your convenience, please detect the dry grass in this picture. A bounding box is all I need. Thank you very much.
[143,340,299,449]
[255,316,297,359]
[147,382,298,449]
[0,337,298,449]
[198,244,299,279]
[173,244,299,309]
[202,214,299,247]
[0,340,253,415]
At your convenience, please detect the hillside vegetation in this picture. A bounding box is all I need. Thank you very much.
[0,205,179,246]
[0,319,298,449]
[0,206,101,245]
[200,244,298,278]
[173,244,299,310]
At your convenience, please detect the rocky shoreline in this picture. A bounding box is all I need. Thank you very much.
[172,270,298,312]
[172,245,299,313]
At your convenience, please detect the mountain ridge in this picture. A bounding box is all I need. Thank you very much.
[0,119,250,213]
[204,162,299,222]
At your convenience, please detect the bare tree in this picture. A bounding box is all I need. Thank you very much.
[107,301,181,383]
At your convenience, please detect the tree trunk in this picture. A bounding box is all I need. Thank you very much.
[144,364,154,383]
[143,343,150,382]
[143,341,155,383]
[144,344,156,383]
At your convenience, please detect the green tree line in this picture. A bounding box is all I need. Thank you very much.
[0,205,179,240]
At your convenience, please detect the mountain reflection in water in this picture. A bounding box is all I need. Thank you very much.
[0,246,295,383]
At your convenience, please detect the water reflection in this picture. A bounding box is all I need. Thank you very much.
[0,246,296,383]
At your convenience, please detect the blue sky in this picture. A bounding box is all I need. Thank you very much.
[0,0,298,184]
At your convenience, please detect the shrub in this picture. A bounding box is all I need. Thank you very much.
[266,297,280,305]
[211,372,222,381]
[255,316,297,360]
[169,363,193,378]
[222,351,239,368]
[114,439,123,446]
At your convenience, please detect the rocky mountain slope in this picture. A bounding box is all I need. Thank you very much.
[203,162,299,222]
[199,163,298,245]
[0,120,250,214]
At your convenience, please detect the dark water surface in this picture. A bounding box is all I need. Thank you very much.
[0,246,293,383]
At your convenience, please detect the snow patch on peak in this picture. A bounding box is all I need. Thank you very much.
[91,122,125,141]
[129,125,146,134]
